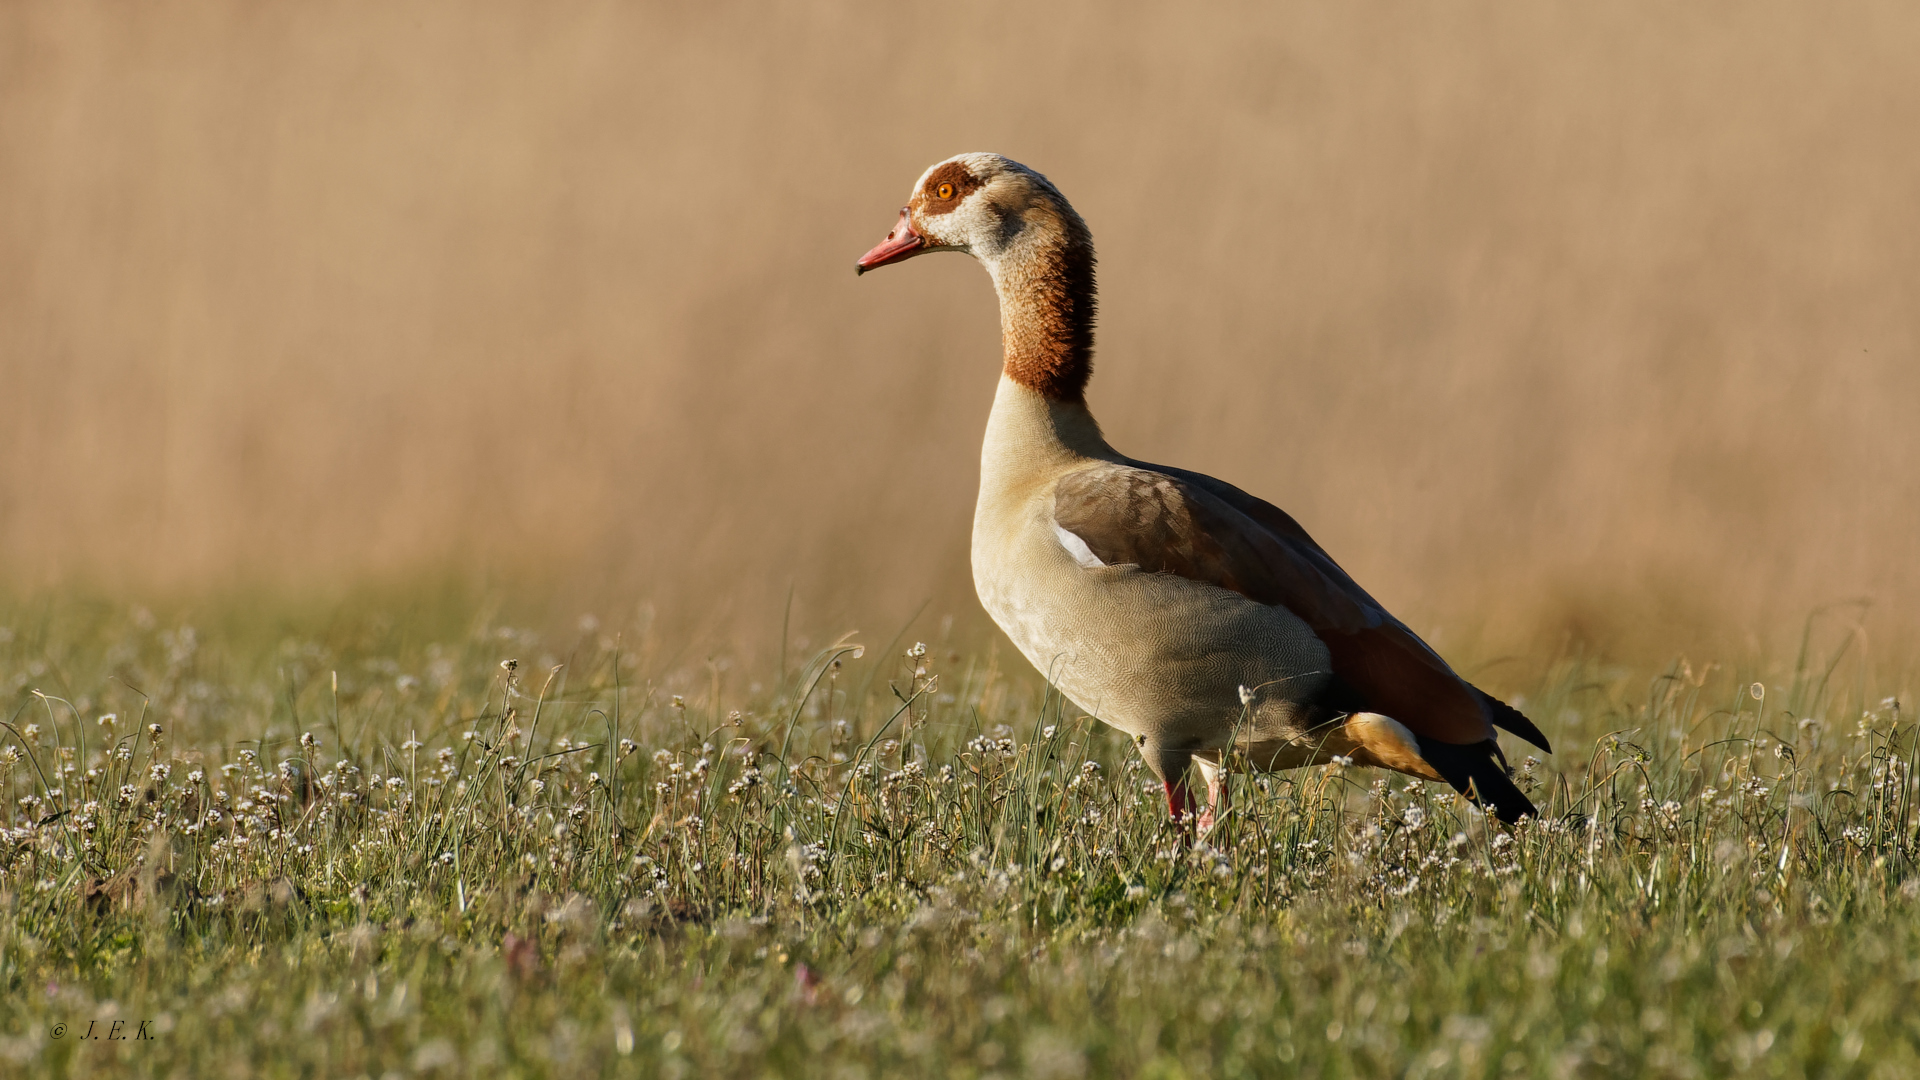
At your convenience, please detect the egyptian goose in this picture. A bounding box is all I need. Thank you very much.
[855,154,1551,826]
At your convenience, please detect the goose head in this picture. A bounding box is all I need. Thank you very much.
[854,153,1089,279]
[857,153,1098,402]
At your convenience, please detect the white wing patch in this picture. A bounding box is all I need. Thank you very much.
[1052,521,1106,569]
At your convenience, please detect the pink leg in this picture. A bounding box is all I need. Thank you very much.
[1164,777,1199,830]
[1196,760,1229,835]
[1147,746,1198,841]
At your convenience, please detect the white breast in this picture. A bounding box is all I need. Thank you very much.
[970,376,1330,747]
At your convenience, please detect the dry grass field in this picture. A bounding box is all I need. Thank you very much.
[4,1,1919,653]
[4,2,1920,1076]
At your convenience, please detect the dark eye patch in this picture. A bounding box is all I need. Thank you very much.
[918,162,983,215]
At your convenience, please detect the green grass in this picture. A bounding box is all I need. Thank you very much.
[1,596,1916,1078]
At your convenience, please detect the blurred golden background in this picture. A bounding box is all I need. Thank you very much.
[4,2,1917,658]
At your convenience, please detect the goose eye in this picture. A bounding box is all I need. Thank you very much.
[936,182,955,200]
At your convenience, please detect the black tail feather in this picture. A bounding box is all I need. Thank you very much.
[1416,735,1536,824]
[1472,684,1552,754]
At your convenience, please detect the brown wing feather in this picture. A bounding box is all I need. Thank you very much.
[1052,461,1495,746]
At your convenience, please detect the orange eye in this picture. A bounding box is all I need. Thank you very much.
[936,182,955,200]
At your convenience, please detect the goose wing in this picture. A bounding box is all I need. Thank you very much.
[1051,460,1550,753]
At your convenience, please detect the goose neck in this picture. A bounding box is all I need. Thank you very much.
[980,374,1115,488]
[983,207,1097,404]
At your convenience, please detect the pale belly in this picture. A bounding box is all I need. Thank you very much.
[972,493,1333,753]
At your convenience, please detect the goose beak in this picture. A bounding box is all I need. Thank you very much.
[855,208,926,275]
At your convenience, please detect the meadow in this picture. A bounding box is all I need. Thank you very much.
[7,5,1920,1077]
[2,596,1914,1078]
